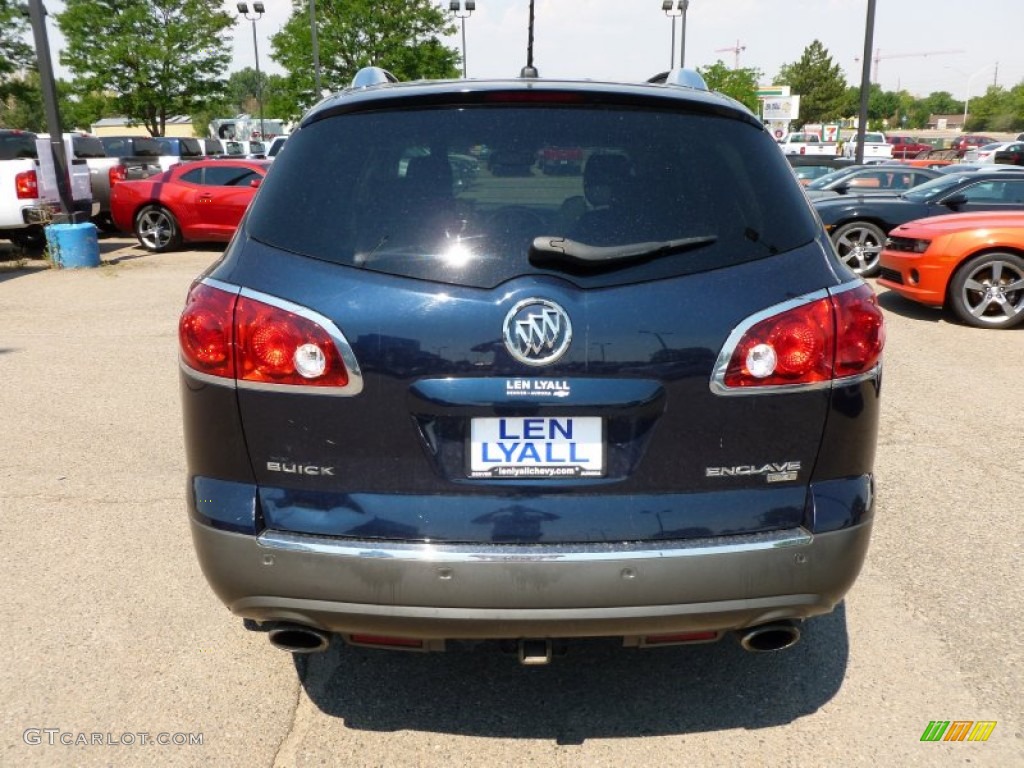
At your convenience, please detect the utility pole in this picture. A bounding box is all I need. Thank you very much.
[26,0,75,220]
[855,0,877,166]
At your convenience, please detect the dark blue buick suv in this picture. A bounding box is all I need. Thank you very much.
[180,67,885,662]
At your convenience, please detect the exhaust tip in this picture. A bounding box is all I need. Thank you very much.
[737,621,801,653]
[267,623,331,654]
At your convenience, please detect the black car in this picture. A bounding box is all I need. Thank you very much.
[815,169,1024,276]
[803,165,941,200]
[786,154,855,186]
[993,142,1024,166]
[179,66,885,662]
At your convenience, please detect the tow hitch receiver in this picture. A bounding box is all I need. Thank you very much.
[518,638,553,666]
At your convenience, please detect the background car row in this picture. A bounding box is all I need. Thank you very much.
[110,158,269,252]
[878,211,1024,329]
[812,168,1024,277]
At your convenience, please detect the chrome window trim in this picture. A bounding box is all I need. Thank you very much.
[709,281,879,397]
[179,277,365,396]
[256,527,814,563]
[202,276,241,296]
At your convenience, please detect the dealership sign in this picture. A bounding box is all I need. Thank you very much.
[762,95,800,121]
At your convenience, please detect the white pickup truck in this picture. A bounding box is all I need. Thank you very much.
[842,131,894,161]
[1,130,94,250]
[777,132,839,156]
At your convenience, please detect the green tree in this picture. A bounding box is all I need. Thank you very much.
[262,74,302,123]
[270,0,460,110]
[965,85,1024,132]
[775,40,847,123]
[0,0,33,99]
[902,91,962,130]
[225,67,266,115]
[697,61,762,113]
[0,74,43,131]
[56,0,234,136]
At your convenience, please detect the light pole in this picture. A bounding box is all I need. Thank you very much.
[236,3,265,142]
[963,64,992,130]
[449,1,475,79]
[310,0,322,96]
[661,1,689,69]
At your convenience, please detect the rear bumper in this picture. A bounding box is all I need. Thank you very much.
[22,199,98,224]
[191,518,873,639]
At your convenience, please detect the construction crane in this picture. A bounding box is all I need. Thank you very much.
[715,40,746,69]
[854,48,964,84]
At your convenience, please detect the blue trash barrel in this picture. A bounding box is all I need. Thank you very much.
[45,222,101,269]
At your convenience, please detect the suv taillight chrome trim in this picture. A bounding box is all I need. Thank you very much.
[709,281,883,396]
[180,277,364,396]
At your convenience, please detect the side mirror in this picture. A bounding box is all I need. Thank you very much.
[942,193,968,208]
[249,178,262,189]
[833,181,851,195]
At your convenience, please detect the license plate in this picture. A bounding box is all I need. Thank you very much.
[469,416,604,479]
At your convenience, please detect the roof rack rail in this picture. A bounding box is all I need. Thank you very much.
[350,67,399,89]
[647,68,708,91]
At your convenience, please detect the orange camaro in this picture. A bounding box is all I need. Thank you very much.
[878,211,1024,328]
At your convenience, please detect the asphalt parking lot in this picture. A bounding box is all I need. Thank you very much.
[1,236,1021,767]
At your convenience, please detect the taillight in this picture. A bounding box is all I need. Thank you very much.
[179,283,236,378]
[715,283,884,392]
[234,295,349,387]
[833,283,885,377]
[109,164,127,185]
[179,281,355,391]
[723,297,833,388]
[15,170,38,199]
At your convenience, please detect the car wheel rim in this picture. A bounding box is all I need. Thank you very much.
[835,227,882,274]
[960,260,1024,325]
[138,210,172,249]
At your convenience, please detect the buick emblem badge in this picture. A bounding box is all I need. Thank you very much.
[502,299,572,366]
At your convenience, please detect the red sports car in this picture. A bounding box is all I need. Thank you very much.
[111,159,269,252]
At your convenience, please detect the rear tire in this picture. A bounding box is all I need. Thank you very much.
[92,213,120,234]
[134,205,181,252]
[831,221,886,277]
[9,227,46,254]
[948,252,1024,329]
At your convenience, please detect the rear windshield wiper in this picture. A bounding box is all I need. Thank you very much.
[529,235,717,270]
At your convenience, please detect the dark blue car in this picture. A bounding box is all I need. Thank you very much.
[179,67,885,662]
[815,169,1024,277]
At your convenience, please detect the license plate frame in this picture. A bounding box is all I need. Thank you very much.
[468,416,605,479]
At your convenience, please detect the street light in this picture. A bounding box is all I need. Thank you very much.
[310,0,322,96]
[963,64,993,130]
[661,0,689,69]
[236,2,265,142]
[449,1,475,79]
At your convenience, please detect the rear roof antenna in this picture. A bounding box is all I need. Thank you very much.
[519,0,539,78]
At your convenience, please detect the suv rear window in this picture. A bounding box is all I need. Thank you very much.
[248,105,818,289]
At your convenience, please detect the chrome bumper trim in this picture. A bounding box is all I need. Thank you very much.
[256,527,814,563]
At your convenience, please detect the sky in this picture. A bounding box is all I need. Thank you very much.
[35,0,1024,102]
[222,0,1019,100]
